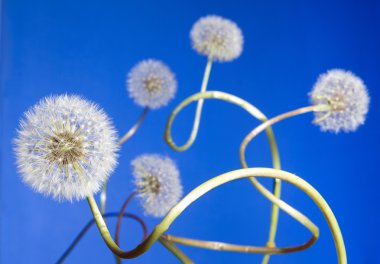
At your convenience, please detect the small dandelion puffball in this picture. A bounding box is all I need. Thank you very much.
[131,154,183,217]
[14,95,119,201]
[127,59,177,109]
[190,15,243,62]
[310,69,370,133]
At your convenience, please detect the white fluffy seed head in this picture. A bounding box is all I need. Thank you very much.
[190,15,243,62]
[131,154,183,217]
[14,95,119,202]
[127,59,177,109]
[310,69,370,133]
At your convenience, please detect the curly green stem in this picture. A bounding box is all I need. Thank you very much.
[240,104,332,168]
[87,168,346,263]
[164,91,342,263]
[164,90,284,260]
[239,104,332,264]
[165,57,213,151]
[159,236,194,263]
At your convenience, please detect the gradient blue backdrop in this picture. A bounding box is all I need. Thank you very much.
[1,0,379,263]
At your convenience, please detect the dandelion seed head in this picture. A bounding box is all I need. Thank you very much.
[310,69,370,133]
[127,59,177,109]
[14,95,119,201]
[190,15,243,62]
[131,154,183,217]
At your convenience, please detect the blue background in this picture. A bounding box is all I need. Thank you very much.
[1,0,380,263]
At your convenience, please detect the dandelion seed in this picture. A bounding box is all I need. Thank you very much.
[14,95,119,201]
[310,69,370,133]
[190,15,243,62]
[127,59,177,109]
[131,154,183,217]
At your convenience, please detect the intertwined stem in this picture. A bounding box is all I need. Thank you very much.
[87,167,346,263]
[165,57,213,151]
[164,91,344,263]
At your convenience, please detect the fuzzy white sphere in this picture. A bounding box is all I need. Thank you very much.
[127,59,177,109]
[131,154,183,217]
[14,95,119,201]
[190,15,243,62]
[310,69,370,133]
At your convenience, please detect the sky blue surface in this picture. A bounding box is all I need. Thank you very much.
[1,0,380,263]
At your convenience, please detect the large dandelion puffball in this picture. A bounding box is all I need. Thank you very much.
[190,15,243,62]
[310,69,370,133]
[14,95,119,201]
[131,154,183,217]
[127,59,177,109]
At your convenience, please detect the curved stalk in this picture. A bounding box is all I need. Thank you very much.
[165,57,213,151]
[118,107,149,146]
[164,92,343,263]
[240,104,331,170]
[100,107,149,214]
[159,236,194,264]
[164,90,285,260]
[238,104,331,264]
[87,168,346,263]
[165,91,267,151]
[115,192,139,245]
[56,212,148,264]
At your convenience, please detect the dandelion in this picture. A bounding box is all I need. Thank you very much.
[14,95,119,201]
[190,15,243,62]
[127,59,177,109]
[310,69,370,133]
[131,154,183,217]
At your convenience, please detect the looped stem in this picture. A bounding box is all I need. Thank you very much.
[165,91,344,263]
[240,104,331,169]
[164,57,213,151]
[239,103,331,264]
[87,168,346,263]
[165,90,267,151]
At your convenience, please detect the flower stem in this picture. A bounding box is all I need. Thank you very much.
[165,90,267,150]
[113,192,193,262]
[56,212,148,264]
[240,104,331,169]
[115,192,140,245]
[164,92,341,263]
[117,107,149,146]
[159,236,194,263]
[87,168,346,263]
[238,104,331,264]
[165,57,213,151]
[100,107,149,214]
[114,192,139,264]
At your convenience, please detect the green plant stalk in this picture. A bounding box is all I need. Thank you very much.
[159,237,194,264]
[164,91,340,263]
[100,107,149,214]
[260,125,281,264]
[164,90,283,261]
[165,91,267,150]
[166,56,213,151]
[162,167,320,253]
[87,167,346,263]
[239,104,332,264]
